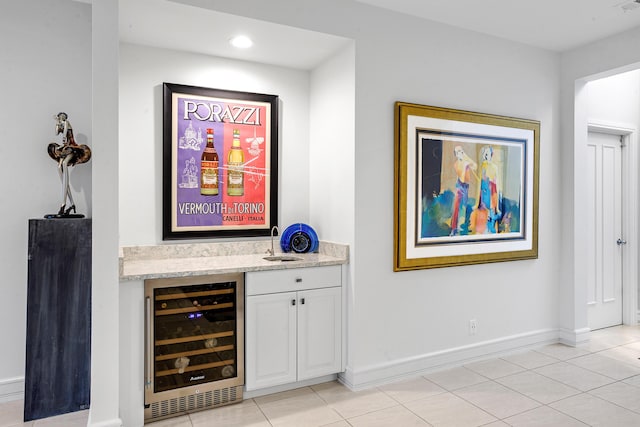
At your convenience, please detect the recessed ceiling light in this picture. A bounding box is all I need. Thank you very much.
[229,35,253,49]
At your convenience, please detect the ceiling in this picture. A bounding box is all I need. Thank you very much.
[120,0,640,72]
[119,0,350,70]
[355,0,640,52]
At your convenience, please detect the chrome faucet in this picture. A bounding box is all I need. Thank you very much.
[267,225,279,256]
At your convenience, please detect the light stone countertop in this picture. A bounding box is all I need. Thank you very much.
[119,240,348,281]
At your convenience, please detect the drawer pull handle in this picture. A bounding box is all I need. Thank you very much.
[295,277,302,283]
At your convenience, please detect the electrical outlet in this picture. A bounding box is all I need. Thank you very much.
[469,319,478,335]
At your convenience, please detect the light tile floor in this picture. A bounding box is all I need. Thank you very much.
[2,325,640,427]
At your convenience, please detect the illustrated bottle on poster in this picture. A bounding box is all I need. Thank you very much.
[200,128,219,195]
[227,129,244,196]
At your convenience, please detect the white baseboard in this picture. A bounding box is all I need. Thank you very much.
[0,376,24,403]
[339,328,559,391]
[559,327,590,346]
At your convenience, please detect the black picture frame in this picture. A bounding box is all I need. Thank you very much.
[162,83,278,240]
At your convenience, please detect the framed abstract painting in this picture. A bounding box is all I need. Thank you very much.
[163,83,278,240]
[394,102,540,271]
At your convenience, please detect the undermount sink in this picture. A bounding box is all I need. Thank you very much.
[263,255,303,262]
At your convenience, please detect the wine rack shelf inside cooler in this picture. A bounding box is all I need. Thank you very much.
[151,281,239,393]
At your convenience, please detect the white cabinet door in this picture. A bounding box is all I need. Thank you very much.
[297,287,342,381]
[245,292,297,391]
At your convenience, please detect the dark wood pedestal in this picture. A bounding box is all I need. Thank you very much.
[24,218,91,421]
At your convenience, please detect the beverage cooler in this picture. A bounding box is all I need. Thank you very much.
[144,273,244,423]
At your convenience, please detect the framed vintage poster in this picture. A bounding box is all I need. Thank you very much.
[163,83,278,240]
[394,102,539,271]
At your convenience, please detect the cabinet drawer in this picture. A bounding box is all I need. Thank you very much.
[246,265,341,295]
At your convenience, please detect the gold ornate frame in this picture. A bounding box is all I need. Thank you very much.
[394,102,540,271]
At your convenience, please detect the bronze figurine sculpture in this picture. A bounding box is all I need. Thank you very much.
[46,112,91,218]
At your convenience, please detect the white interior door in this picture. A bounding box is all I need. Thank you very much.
[587,130,623,330]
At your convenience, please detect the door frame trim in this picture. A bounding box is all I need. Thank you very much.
[588,122,638,326]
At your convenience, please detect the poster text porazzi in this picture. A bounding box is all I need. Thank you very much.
[163,83,279,240]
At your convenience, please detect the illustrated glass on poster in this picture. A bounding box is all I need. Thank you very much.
[163,83,278,239]
[394,102,540,271]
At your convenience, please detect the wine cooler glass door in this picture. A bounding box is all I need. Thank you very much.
[144,273,244,406]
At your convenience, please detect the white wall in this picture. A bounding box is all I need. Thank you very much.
[119,43,313,245]
[587,70,640,126]
[309,43,356,247]
[350,10,560,376]
[89,0,121,425]
[309,43,357,383]
[0,0,91,401]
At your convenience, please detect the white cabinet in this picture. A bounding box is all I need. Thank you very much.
[245,265,342,391]
[246,291,297,389]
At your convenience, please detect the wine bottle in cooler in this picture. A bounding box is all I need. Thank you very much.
[227,129,244,196]
[200,128,219,195]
